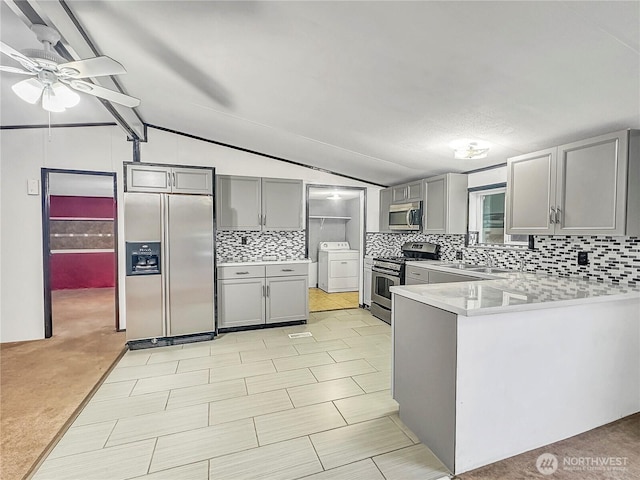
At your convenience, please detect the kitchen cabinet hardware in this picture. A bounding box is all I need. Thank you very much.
[281,268,294,272]
[236,271,250,275]
[549,207,556,224]
[555,207,561,224]
[266,285,270,297]
[262,285,266,297]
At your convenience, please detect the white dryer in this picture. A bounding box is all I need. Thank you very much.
[318,242,359,293]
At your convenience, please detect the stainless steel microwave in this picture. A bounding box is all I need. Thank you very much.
[389,201,422,231]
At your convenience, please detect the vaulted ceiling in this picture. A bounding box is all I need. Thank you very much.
[1,1,638,186]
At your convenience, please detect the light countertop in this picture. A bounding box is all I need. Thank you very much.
[391,267,640,316]
[218,258,311,267]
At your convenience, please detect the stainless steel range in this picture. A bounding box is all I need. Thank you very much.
[370,241,440,324]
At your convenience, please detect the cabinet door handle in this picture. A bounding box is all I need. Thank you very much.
[263,215,266,226]
[555,207,561,224]
[262,285,265,297]
[172,172,176,186]
[341,261,348,264]
[258,214,262,225]
[266,285,270,297]
[413,272,421,276]
[281,268,294,272]
[167,171,171,188]
[235,271,250,275]
[549,207,556,224]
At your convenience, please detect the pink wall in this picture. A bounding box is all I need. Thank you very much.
[50,195,114,218]
[50,253,116,289]
[50,195,116,290]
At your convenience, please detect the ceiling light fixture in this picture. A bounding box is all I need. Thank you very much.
[449,139,491,159]
[327,192,342,200]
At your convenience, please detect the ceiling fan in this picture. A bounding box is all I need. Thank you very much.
[0,24,140,112]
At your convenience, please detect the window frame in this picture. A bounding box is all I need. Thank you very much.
[467,183,528,247]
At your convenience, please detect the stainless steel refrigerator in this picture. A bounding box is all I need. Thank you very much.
[124,168,215,345]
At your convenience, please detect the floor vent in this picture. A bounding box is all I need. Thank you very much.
[288,332,313,339]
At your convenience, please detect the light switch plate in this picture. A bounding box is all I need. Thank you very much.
[27,179,40,195]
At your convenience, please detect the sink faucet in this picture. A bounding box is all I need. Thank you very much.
[486,254,494,268]
[519,257,526,272]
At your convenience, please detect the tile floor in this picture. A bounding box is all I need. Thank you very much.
[32,309,450,480]
[308,288,359,312]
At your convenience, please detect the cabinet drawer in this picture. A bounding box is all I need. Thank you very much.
[218,265,265,279]
[428,271,476,284]
[266,263,309,277]
[406,266,429,282]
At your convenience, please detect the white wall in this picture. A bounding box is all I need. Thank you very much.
[467,166,506,188]
[0,125,382,343]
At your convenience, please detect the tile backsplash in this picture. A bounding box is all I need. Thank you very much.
[216,230,306,261]
[366,233,640,286]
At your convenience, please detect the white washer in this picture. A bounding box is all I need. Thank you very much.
[318,242,360,293]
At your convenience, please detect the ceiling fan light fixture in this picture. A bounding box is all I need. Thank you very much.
[449,139,491,159]
[52,82,80,108]
[11,77,44,104]
[42,85,66,112]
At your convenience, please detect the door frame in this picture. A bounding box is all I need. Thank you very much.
[41,168,120,338]
[305,184,367,305]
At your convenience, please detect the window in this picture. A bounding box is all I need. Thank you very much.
[468,184,528,246]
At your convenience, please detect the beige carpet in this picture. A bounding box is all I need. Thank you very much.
[0,288,125,480]
[457,413,640,480]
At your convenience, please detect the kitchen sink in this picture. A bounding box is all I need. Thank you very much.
[465,266,513,274]
[439,263,480,270]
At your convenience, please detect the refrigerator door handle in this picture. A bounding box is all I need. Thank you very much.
[163,194,171,336]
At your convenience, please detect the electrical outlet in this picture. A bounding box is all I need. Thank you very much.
[455,250,463,260]
[577,251,589,266]
[241,236,248,245]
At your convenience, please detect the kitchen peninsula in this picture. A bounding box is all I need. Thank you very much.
[390,271,640,475]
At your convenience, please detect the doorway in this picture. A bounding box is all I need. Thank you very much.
[42,169,119,338]
[306,185,366,312]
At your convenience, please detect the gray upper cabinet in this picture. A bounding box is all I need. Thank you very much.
[505,148,556,235]
[506,129,639,236]
[171,167,214,195]
[262,178,303,230]
[217,175,303,231]
[379,187,392,232]
[126,164,212,195]
[392,181,422,203]
[423,173,468,234]
[217,176,262,230]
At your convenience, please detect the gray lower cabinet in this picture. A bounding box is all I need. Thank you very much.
[217,277,266,328]
[218,263,309,329]
[266,276,309,323]
[405,265,476,284]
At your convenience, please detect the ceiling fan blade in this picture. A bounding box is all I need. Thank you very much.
[0,41,39,71]
[63,79,140,108]
[0,65,36,75]
[57,56,126,79]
